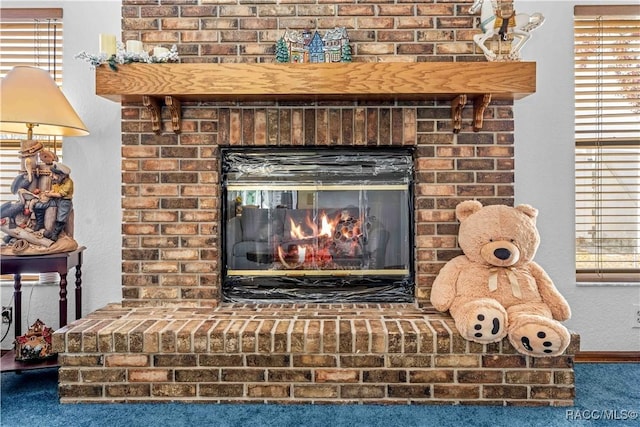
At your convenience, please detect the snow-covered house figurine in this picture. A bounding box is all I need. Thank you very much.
[277,28,350,63]
[283,29,306,63]
[308,32,325,63]
[323,27,349,63]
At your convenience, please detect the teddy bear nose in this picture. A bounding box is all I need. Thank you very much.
[494,248,511,260]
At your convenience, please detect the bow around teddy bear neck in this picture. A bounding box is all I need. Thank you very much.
[488,266,522,299]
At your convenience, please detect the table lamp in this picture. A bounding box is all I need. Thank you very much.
[0,66,89,255]
[0,66,89,138]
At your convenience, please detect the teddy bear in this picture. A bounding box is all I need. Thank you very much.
[430,200,571,357]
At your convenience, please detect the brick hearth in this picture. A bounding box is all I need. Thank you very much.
[54,304,578,404]
[53,0,578,405]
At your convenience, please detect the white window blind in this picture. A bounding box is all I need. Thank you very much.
[574,5,640,282]
[0,8,63,78]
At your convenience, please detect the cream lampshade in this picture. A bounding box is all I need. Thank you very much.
[0,66,89,137]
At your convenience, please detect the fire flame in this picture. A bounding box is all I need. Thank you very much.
[277,211,362,269]
[288,212,333,240]
[289,221,306,240]
[319,214,333,238]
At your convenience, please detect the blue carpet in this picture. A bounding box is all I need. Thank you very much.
[1,363,639,427]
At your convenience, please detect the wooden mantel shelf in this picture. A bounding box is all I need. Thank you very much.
[95,61,536,133]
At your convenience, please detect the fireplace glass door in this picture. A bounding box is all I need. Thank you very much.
[222,148,414,303]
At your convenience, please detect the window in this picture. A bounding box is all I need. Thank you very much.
[0,8,64,206]
[574,5,640,282]
[1,8,63,283]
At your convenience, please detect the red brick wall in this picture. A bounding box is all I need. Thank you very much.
[120,0,515,308]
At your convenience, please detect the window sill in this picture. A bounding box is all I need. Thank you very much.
[576,281,640,287]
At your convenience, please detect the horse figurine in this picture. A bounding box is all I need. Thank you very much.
[469,0,545,61]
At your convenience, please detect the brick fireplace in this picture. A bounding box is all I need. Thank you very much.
[53,0,578,405]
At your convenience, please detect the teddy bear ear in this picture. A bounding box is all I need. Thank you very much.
[515,204,538,220]
[456,200,483,222]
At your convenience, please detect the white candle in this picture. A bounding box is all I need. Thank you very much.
[126,40,144,54]
[99,34,117,56]
[153,46,170,57]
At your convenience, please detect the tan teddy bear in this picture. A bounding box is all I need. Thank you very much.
[431,200,571,357]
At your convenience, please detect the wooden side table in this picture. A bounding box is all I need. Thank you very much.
[0,246,86,338]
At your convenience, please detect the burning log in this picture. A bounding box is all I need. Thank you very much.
[277,245,309,269]
[276,236,331,269]
[279,235,331,247]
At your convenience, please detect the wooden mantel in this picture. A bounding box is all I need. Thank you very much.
[95,61,536,133]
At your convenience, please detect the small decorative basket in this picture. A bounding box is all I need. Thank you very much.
[14,319,56,361]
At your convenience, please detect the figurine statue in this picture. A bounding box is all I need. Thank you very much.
[469,0,544,61]
[33,162,73,242]
[1,148,78,255]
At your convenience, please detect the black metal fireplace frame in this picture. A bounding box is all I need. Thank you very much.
[220,147,415,303]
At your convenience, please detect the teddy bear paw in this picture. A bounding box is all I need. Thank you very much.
[455,301,507,344]
[471,312,504,342]
[508,315,570,357]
